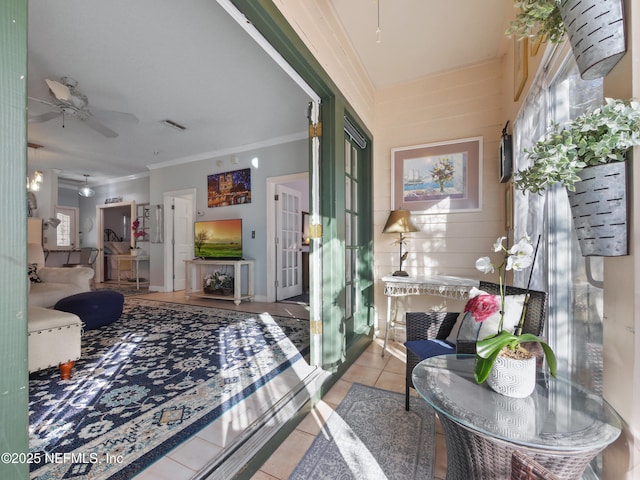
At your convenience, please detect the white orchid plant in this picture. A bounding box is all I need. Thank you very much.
[473,235,557,384]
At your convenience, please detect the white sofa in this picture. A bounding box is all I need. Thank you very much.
[28,243,94,308]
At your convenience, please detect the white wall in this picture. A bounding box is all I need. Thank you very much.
[373,59,507,318]
[272,0,376,128]
[149,139,309,294]
[598,0,640,476]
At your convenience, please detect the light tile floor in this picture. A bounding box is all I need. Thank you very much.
[252,338,448,480]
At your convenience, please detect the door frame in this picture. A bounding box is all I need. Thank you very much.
[163,188,196,292]
[265,172,308,302]
[95,201,135,283]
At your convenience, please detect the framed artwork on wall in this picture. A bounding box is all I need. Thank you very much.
[391,136,483,213]
[207,168,251,208]
[514,37,529,101]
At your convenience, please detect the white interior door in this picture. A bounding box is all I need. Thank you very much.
[172,196,192,291]
[276,184,302,300]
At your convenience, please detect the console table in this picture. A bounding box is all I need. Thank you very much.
[115,254,149,290]
[184,258,255,305]
[381,275,478,355]
[412,355,621,479]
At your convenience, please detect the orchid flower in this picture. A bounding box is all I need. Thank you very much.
[475,257,494,274]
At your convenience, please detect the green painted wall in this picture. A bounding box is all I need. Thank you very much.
[0,0,30,478]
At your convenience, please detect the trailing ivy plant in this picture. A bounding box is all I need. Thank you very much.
[506,0,565,44]
[514,98,640,194]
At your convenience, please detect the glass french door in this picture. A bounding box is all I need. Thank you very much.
[343,128,372,346]
[276,184,303,300]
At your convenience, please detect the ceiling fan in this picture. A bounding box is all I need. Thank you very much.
[28,76,138,138]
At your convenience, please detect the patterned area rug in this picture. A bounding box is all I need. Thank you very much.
[290,383,436,480]
[29,298,310,479]
[93,283,149,297]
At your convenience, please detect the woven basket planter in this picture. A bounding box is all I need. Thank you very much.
[558,0,626,80]
[566,162,628,257]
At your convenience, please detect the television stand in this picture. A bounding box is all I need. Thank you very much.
[184,258,255,305]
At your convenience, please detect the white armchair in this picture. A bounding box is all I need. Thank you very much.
[28,243,94,308]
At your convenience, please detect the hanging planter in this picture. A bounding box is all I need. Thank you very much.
[566,162,628,257]
[506,0,626,80]
[514,98,640,256]
[558,0,626,80]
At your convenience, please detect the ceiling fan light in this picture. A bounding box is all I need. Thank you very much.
[78,174,95,197]
[34,170,44,183]
[30,179,41,192]
[79,185,95,197]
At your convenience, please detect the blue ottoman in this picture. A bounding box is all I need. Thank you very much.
[54,290,124,330]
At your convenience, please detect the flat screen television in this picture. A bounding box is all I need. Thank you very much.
[194,219,243,259]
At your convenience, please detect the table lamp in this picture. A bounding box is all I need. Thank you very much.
[382,209,419,276]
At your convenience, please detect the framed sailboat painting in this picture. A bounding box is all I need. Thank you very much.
[391,137,482,213]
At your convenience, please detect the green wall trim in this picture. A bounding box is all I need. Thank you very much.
[0,0,30,478]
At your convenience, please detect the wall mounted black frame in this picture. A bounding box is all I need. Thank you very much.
[499,123,513,183]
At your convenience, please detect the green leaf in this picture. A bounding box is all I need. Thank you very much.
[473,331,557,384]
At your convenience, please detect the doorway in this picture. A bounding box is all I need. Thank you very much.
[266,173,309,303]
[163,189,196,292]
[95,201,135,283]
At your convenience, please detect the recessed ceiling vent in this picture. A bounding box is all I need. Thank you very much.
[161,119,187,131]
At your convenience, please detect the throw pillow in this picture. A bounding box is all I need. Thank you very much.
[446,287,526,344]
[28,263,42,283]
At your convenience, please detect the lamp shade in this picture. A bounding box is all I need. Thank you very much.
[43,217,61,229]
[382,210,418,234]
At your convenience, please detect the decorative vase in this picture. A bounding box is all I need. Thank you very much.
[486,354,536,398]
[566,162,628,257]
[558,0,626,80]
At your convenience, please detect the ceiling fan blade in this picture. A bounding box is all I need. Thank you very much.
[91,107,139,125]
[28,96,56,107]
[45,78,71,101]
[28,111,61,123]
[84,115,119,138]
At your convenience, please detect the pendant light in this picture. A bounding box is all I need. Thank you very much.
[79,174,95,197]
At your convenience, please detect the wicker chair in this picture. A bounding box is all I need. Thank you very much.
[404,281,547,410]
[511,451,559,480]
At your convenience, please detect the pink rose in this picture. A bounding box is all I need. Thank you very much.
[464,294,499,322]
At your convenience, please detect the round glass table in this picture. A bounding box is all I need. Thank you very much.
[412,355,621,480]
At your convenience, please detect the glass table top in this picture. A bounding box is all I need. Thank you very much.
[412,355,621,452]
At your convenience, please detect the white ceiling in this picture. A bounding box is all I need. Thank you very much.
[328,0,510,88]
[27,0,313,186]
[27,0,510,187]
